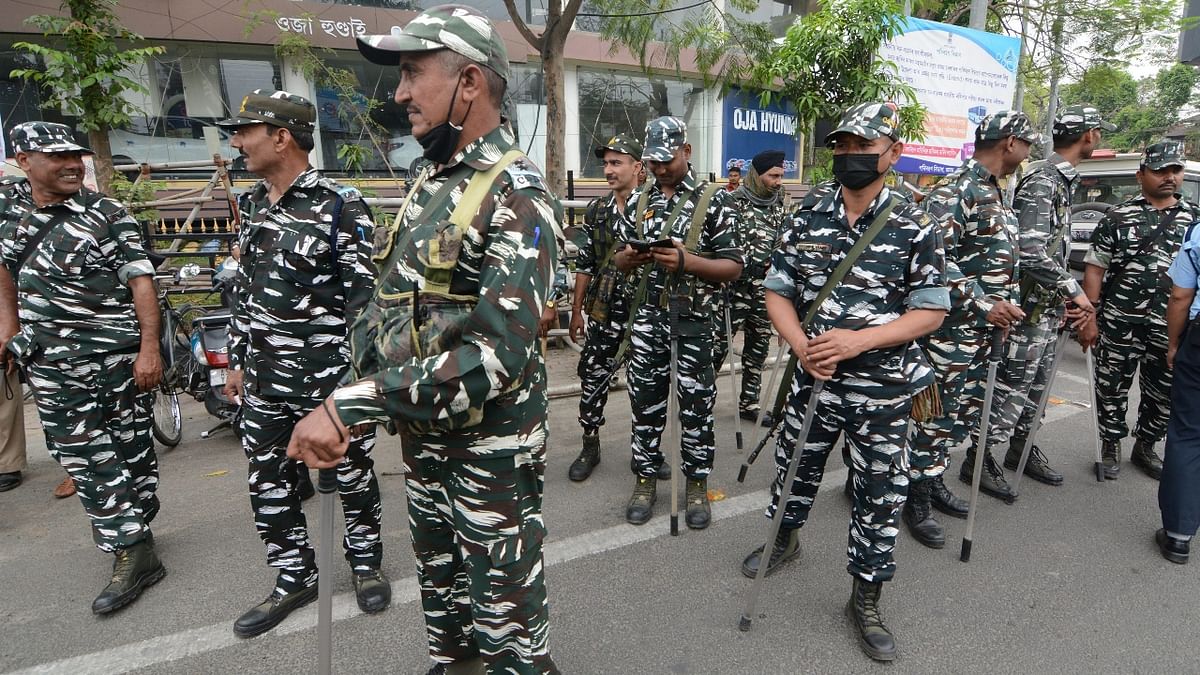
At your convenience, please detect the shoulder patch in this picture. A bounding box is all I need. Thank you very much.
[335,185,362,202]
[504,158,548,193]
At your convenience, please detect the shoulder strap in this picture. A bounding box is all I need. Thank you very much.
[803,196,897,330]
[372,164,465,293]
[1100,204,1185,301]
[13,211,50,276]
[684,182,722,253]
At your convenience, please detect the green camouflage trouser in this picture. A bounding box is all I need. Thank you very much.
[576,313,627,435]
[712,280,773,415]
[627,306,716,479]
[26,350,158,552]
[910,327,990,479]
[404,443,556,673]
[1094,315,1172,444]
[239,391,383,594]
[766,377,911,582]
[977,310,1061,449]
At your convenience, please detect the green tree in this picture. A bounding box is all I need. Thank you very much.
[1062,64,1138,121]
[10,0,164,193]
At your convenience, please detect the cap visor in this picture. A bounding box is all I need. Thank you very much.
[594,146,611,159]
[215,115,261,128]
[1146,160,1185,170]
[1100,121,1117,132]
[356,34,445,66]
[35,142,92,155]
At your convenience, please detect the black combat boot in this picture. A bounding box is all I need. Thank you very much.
[91,538,166,615]
[741,527,800,578]
[760,411,775,428]
[959,448,1015,503]
[353,568,392,613]
[1005,437,1063,486]
[625,475,657,525]
[568,433,600,481]
[629,457,672,480]
[234,579,319,638]
[685,477,711,530]
[928,474,969,519]
[739,407,760,422]
[846,577,897,661]
[902,480,944,549]
[1100,440,1122,480]
[1131,439,1163,480]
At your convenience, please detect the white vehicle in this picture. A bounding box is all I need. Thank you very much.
[1068,149,1200,269]
[386,134,423,174]
[108,116,238,167]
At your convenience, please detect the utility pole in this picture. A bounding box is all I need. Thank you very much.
[969,0,989,29]
[1012,0,1030,112]
[1044,0,1065,156]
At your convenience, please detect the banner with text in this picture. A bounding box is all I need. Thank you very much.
[879,17,1020,175]
[721,89,800,179]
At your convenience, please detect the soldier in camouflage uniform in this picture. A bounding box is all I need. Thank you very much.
[906,112,1035,548]
[611,116,743,530]
[742,103,948,662]
[969,105,1105,498]
[0,122,165,615]
[1078,141,1200,481]
[289,7,562,672]
[712,149,787,422]
[567,133,643,482]
[215,90,390,637]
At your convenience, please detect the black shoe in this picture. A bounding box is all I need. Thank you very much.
[685,477,711,530]
[1156,529,1190,565]
[739,408,760,422]
[295,466,316,501]
[625,476,657,525]
[1131,440,1163,480]
[960,450,1015,503]
[760,411,776,428]
[92,539,166,615]
[1004,440,1064,486]
[846,577,897,662]
[902,480,944,549]
[928,474,969,519]
[0,471,21,492]
[568,434,601,482]
[741,528,800,578]
[1100,440,1121,480]
[353,568,391,613]
[234,582,319,638]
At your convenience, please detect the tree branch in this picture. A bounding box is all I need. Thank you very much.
[502,0,544,49]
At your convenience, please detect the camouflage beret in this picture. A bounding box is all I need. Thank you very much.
[825,102,900,146]
[975,110,1040,144]
[1142,140,1185,170]
[8,121,92,154]
[1054,104,1116,136]
[216,89,316,133]
[642,116,688,162]
[357,4,510,83]
[594,133,643,160]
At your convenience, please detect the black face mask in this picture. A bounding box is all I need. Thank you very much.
[418,74,473,165]
[832,144,892,190]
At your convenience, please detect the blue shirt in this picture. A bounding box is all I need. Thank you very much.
[1168,223,1200,319]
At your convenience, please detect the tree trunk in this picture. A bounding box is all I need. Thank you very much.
[542,41,567,197]
[88,127,114,195]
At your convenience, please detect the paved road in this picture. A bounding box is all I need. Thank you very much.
[1,344,1193,674]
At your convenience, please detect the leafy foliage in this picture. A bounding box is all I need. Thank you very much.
[1066,62,1200,152]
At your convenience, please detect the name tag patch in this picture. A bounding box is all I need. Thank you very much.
[796,242,832,253]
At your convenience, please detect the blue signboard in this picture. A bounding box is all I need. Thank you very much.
[721,89,800,179]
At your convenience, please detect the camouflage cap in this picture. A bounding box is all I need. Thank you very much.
[594,133,643,160]
[216,89,316,133]
[357,4,510,82]
[1142,140,1185,170]
[975,110,1040,144]
[642,116,688,162]
[8,121,92,155]
[825,102,900,146]
[1053,104,1116,136]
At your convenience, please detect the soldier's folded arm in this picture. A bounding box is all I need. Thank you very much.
[332,189,557,428]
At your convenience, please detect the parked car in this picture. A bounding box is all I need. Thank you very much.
[386,134,423,174]
[109,116,238,167]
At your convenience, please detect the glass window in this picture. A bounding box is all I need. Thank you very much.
[310,0,547,25]
[308,52,412,174]
[577,67,708,179]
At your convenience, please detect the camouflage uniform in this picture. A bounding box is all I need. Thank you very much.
[712,169,785,417]
[346,12,562,669]
[1085,143,1200,453]
[910,113,1035,482]
[0,126,158,553]
[621,118,742,481]
[231,157,383,593]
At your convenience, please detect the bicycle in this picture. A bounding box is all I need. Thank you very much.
[150,265,209,447]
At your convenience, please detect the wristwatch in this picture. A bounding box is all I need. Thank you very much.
[546,299,556,308]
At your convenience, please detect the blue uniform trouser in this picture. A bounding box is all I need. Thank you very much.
[1160,321,1200,537]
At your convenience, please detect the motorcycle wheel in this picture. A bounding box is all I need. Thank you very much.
[151,386,183,447]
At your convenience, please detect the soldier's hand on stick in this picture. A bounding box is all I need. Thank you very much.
[1076,313,1099,352]
[804,328,870,378]
[287,397,350,469]
[985,300,1025,328]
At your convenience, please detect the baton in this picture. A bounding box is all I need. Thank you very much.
[961,327,1004,563]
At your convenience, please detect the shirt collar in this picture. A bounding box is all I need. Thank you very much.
[816,184,894,218]
[441,125,517,174]
[651,166,697,198]
[1046,151,1079,185]
[250,166,319,205]
[963,157,999,187]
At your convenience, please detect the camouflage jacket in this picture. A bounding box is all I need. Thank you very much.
[577,189,633,317]
[764,182,950,401]
[921,158,1020,330]
[1013,153,1081,314]
[332,126,562,458]
[0,179,154,362]
[619,167,743,325]
[727,190,786,282]
[230,168,375,399]
[1084,194,1200,325]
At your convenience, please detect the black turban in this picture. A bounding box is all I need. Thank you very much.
[752,150,785,174]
